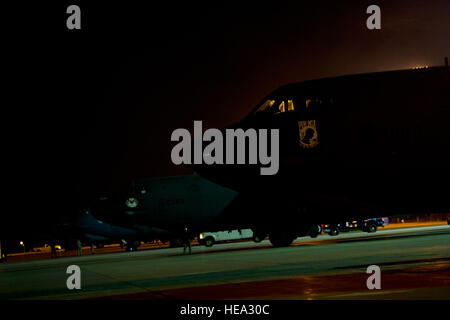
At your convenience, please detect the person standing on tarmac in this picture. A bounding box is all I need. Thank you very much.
[50,239,58,258]
[76,239,82,256]
[183,226,192,255]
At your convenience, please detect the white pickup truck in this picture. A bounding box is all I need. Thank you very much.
[198,229,260,247]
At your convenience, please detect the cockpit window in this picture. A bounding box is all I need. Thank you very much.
[287,99,294,111]
[254,99,276,114]
[253,99,296,115]
[274,99,296,114]
[305,98,323,109]
[306,99,312,109]
[277,101,285,113]
[247,92,335,120]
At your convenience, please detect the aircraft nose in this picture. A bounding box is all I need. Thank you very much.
[188,120,279,190]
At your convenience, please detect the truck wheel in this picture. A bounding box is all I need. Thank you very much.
[204,237,215,247]
[329,227,339,236]
[252,230,267,243]
[367,223,377,233]
[269,231,296,247]
[252,231,267,243]
[252,235,262,243]
[309,225,321,238]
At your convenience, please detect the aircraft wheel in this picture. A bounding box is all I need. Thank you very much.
[269,231,296,247]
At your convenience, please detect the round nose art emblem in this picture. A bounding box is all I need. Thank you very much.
[298,120,319,149]
[125,197,138,208]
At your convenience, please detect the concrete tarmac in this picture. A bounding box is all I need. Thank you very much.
[0,225,449,300]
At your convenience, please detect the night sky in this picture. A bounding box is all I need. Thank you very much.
[3,1,450,235]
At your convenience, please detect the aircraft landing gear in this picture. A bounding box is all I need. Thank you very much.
[269,231,296,247]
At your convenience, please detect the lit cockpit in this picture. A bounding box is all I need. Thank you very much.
[252,99,296,116]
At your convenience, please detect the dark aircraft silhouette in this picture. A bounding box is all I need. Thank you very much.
[59,209,139,250]
[99,64,449,248]
[3,65,448,257]
[91,174,242,250]
[191,65,450,245]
